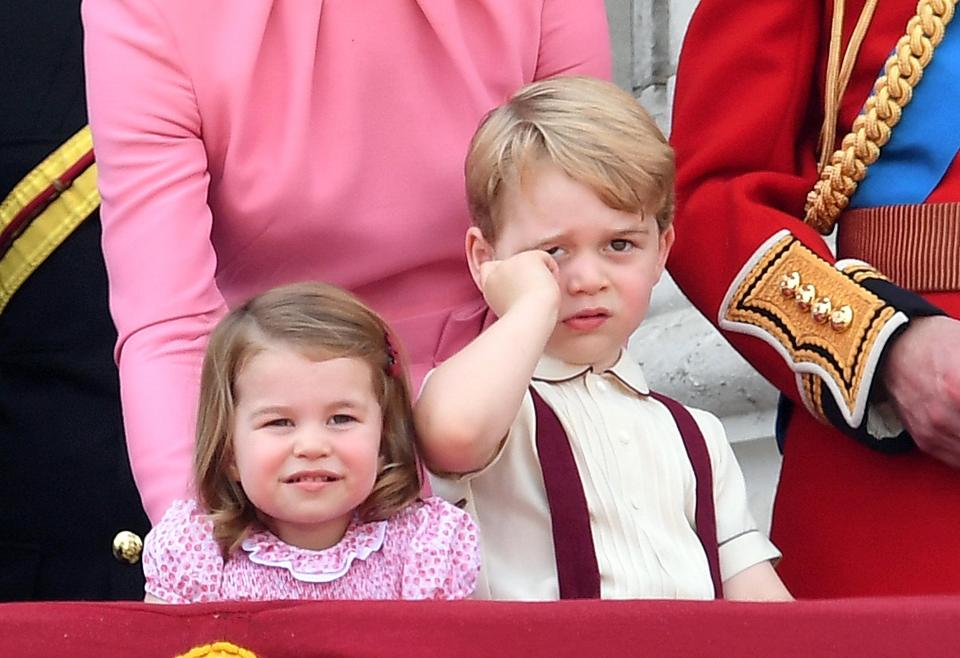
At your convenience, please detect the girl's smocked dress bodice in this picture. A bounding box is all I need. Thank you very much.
[143,498,479,602]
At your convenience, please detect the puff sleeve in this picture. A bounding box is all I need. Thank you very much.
[142,499,225,603]
[398,498,480,600]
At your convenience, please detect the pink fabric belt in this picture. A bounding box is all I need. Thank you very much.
[837,203,960,293]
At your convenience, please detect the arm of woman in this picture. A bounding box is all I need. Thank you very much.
[83,0,228,521]
[534,0,613,81]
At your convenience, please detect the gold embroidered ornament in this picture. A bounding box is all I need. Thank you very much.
[720,232,908,426]
[176,641,258,658]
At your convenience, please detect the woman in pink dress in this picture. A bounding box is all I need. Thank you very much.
[82,0,612,524]
[144,282,479,602]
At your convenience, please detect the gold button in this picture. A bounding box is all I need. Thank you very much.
[779,271,801,297]
[112,530,143,565]
[830,305,853,332]
[795,283,816,311]
[812,296,832,323]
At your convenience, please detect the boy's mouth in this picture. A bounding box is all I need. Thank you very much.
[562,307,611,331]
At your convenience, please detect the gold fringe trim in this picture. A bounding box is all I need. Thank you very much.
[801,373,826,423]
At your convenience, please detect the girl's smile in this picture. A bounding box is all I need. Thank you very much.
[282,469,343,491]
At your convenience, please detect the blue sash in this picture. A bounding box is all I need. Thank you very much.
[850,21,960,208]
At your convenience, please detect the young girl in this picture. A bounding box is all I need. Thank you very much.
[142,282,480,602]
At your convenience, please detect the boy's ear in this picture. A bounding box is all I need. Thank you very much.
[465,226,496,289]
[656,225,676,280]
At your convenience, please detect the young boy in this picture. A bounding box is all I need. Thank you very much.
[415,76,792,601]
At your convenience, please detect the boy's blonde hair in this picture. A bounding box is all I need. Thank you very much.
[466,76,674,239]
[194,281,421,556]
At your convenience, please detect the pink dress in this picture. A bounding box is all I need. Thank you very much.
[82,0,612,522]
[143,498,480,602]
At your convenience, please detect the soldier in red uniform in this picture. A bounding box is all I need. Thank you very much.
[670,0,960,597]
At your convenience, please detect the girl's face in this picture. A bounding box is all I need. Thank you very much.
[229,344,383,550]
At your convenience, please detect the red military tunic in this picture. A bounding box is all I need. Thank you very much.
[671,0,960,597]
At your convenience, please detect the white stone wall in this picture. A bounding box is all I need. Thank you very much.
[606,0,781,533]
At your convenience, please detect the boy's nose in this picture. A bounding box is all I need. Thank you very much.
[563,256,609,295]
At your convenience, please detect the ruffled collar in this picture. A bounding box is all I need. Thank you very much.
[240,518,388,583]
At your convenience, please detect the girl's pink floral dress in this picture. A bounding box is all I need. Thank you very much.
[143,497,479,602]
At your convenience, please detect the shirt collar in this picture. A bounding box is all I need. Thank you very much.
[532,351,650,396]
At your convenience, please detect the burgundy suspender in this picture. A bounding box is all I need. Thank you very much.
[531,386,723,600]
[530,388,602,599]
[648,391,724,599]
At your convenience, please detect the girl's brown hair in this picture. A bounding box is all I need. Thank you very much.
[194,281,421,555]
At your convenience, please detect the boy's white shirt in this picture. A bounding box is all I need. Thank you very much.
[428,351,780,601]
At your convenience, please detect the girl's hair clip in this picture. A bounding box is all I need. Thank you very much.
[385,332,403,378]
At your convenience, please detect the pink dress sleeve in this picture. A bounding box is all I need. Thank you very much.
[142,499,225,603]
[399,498,481,600]
[534,0,612,80]
[82,0,227,521]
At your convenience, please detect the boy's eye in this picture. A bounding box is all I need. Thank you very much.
[543,246,564,257]
[330,414,358,425]
[609,239,635,252]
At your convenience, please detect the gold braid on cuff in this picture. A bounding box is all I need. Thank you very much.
[719,232,908,427]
